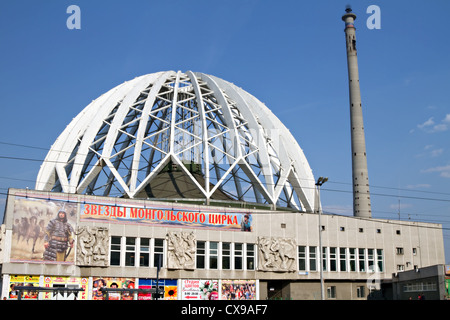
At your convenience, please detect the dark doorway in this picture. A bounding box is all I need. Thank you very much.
[267,281,289,300]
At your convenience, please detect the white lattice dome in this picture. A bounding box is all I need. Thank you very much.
[36,71,315,212]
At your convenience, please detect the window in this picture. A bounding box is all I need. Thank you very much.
[309,246,317,271]
[396,229,401,235]
[396,247,404,255]
[406,282,427,292]
[330,247,337,271]
[359,228,364,233]
[322,247,327,271]
[327,286,336,299]
[110,236,121,266]
[196,241,206,269]
[358,248,366,272]
[125,237,136,266]
[412,248,417,255]
[246,244,255,270]
[140,238,150,267]
[367,248,374,271]
[209,242,218,269]
[377,249,384,272]
[298,246,306,271]
[349,248,356,272]
[234,243,243,270]
[397,265,405,272]
[339,248,347,272]
[154,238,164,268]
[357,286,365,298]
[222,242,231,269]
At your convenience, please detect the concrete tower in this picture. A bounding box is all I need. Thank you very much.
[342,6,372,218]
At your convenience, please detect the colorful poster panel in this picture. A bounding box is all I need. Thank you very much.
[181,280,219,300]
[221,280,256,300]
[8,275,40,300]
[41,276,88,300]
[92,277,135,300]
[138,279,177,300]
[10,197,77,264]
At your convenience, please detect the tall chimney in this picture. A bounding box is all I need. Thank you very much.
[342,6,372,218]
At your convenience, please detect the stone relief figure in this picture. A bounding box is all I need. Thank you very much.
[75,226,109,266]
[167,231,196,270]
[257,236,296,272]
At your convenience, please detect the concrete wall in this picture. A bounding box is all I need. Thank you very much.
[0,188,446,300]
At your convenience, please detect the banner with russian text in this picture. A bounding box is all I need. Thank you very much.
[80,202,252,232]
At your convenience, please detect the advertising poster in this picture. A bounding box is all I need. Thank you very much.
[10,197,77,264]
[9,275,40,300]
[138,279,177,300]
[92,277,136,300]
[80,201,253,232]
[42,276,88,300]
[221,280,256,300]
[181,280,219,300]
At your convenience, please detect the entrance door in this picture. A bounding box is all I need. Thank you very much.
[267,281,285,300]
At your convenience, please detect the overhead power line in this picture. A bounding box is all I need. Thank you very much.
[0,140,449,205]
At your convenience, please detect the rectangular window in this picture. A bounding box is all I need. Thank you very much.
[298,246,306,271]
[110,236,121,266]
[367,248,374,271]
[196,241,206,269]
[309,246,317,271]
[357,286,365,298]
[154,238,164,268]
[222,242,231,269]
[246,244,255,270]
[359,248,366,272]
[396,247,404,255]
[140,238,150,267]
[125,237,136,266]
[339,248,347,272]
[349,248,356,272]
[327,286,336,299]
[322,247,327,271]
[330,247,337,271]
[377,249,384,272]
[209,241,218,269]
[234,243,243,270]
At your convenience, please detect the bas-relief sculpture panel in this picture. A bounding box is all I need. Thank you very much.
[76,226,109,267]
[167,231,196,270]
[258,236,296,272]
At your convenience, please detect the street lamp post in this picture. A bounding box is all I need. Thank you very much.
[316,176,328,300]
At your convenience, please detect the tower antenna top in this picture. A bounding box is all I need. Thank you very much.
[345,5,352,13]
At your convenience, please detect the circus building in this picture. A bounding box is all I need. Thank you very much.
[0,69,445,300]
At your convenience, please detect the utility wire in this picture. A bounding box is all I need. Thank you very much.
[0,141,449,214]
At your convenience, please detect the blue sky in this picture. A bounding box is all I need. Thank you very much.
[0,1,449,261]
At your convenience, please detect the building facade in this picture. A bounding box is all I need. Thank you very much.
[391,264,448,300]
[0,188,445,300]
